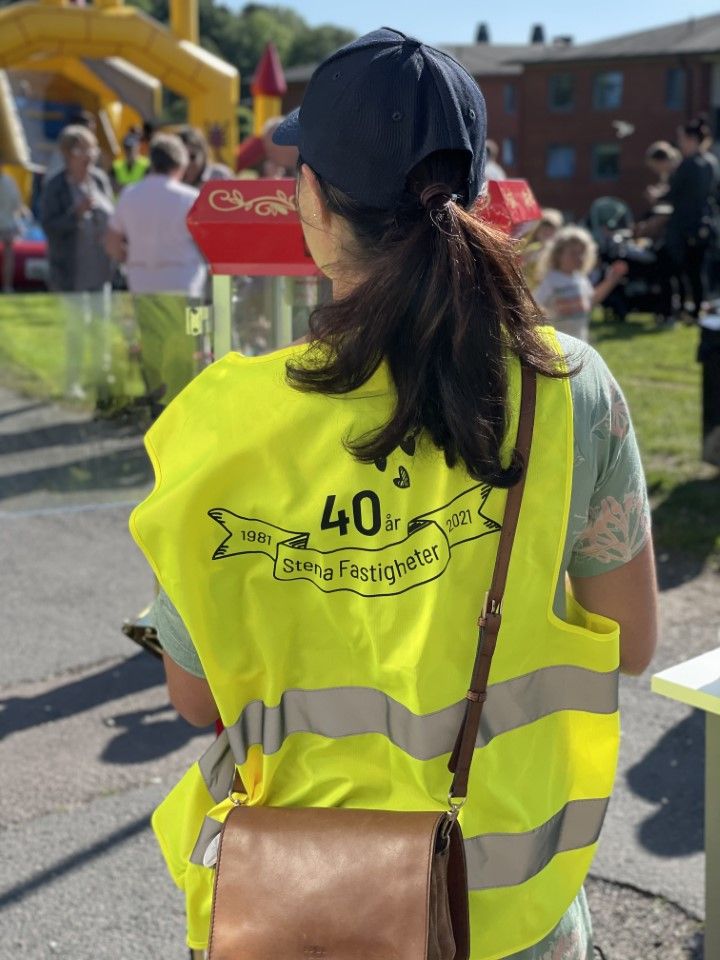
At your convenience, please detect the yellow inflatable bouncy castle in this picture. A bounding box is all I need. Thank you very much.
[0,0,239,173]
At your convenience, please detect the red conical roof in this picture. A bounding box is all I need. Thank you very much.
[251,42,287,97]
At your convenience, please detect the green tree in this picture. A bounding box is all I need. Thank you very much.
[287,24,357,67]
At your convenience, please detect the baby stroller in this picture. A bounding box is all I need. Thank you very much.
[586,196,666,322]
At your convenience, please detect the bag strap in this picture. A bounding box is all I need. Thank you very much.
[447,364,537,802]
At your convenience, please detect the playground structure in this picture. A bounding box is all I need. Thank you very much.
[0,0,239,189]
[234,42,294,175]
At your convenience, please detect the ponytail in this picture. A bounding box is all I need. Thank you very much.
[287,151,572,487]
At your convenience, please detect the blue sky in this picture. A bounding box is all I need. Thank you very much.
[239,1,720,46]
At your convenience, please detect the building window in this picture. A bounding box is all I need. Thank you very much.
[503,83,517,114]
[666,68,686,110]
[593,143,621,180]
[548,74,574,111]
[502,137,516,167]
[593,71,623,109]
[546,145,576,179]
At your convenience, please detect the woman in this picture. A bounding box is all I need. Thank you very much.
[664,117,719,321]
[636,142,682,325]
[40,125,115,400]
[131,29,657,960]
[41,124,114,295]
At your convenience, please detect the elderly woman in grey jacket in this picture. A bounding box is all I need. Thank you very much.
[41,124,114,292]
[40,125,115,401]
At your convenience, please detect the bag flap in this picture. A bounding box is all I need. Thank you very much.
[209,807,454,960]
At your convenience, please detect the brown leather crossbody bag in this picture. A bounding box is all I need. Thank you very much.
[207,368,537,960]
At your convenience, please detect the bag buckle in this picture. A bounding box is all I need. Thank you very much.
[478,591,502,628]
[228,770,247,807]
[446,792,466,822]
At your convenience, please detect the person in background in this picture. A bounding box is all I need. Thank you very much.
[534,225,627,341]
[34,111,100,221]
[111,130,150,194]
[484,139,506,180]
[662,117,720,322]
[0,165,26,292]
[636,142,682,326]
[139,120,156,158]
[44,110,98,182]
[40,125,115,401]
[130,29,657,960]
[520,208,564,289]
[41,125,114,293]
[176,125,233,188]
[643,140,681,209]
[104,133,207,414]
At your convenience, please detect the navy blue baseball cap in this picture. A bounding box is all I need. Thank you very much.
[272,27,487,210]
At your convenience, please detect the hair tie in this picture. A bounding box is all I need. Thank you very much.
[419,183,454,210]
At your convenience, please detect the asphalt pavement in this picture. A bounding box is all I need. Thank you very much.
[0,386,715,959]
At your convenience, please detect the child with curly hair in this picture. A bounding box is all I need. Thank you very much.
[534,225,627,341]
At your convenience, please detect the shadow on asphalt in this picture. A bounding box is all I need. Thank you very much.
[652,475,720,589]
[0,416,143,455]
[101,702,207,764]
[0,444,153,501]
[0,652,207,763]
[0,812,149,910]
[626,710,704,856]
[0,400,50,423]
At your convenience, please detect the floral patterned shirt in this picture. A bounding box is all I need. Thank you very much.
[555,333,650,618]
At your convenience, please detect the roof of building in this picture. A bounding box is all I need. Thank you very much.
[284,63,317,84]
[438,43,553,76]
[285,43,556,84]
[515,13,720,63]
[283,14,720,87]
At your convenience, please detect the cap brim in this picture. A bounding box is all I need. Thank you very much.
[271,109,301,146]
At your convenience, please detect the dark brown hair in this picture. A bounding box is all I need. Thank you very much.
[682,115,712,145]
[287,150,571,487]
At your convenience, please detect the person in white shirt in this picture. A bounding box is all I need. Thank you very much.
[0,167,25,292]
[105,133,207,412]
[533,225,627,342]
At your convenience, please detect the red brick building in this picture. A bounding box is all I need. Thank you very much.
[282,15,720,220]
[515,17,719,218]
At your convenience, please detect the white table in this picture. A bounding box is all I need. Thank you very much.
[652,648,720,956]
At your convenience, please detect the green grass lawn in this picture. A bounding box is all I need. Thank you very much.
[591,312,719,565]
[0,292,146,404]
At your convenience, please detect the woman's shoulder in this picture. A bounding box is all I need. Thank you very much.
[554,333,615,418]
[153,344,312,429]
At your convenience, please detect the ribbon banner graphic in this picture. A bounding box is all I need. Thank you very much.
[209,484,503,597]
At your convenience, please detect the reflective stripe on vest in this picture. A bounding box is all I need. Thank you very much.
[187,797,609,891]
[220,666,618,766]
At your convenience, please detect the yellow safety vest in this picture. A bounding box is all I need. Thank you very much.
[112,155,149,187]
[130,333,620,958]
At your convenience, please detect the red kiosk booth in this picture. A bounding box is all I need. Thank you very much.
[186,177,542,362]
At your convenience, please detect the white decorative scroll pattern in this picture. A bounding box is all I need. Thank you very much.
[208,189,297,216]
